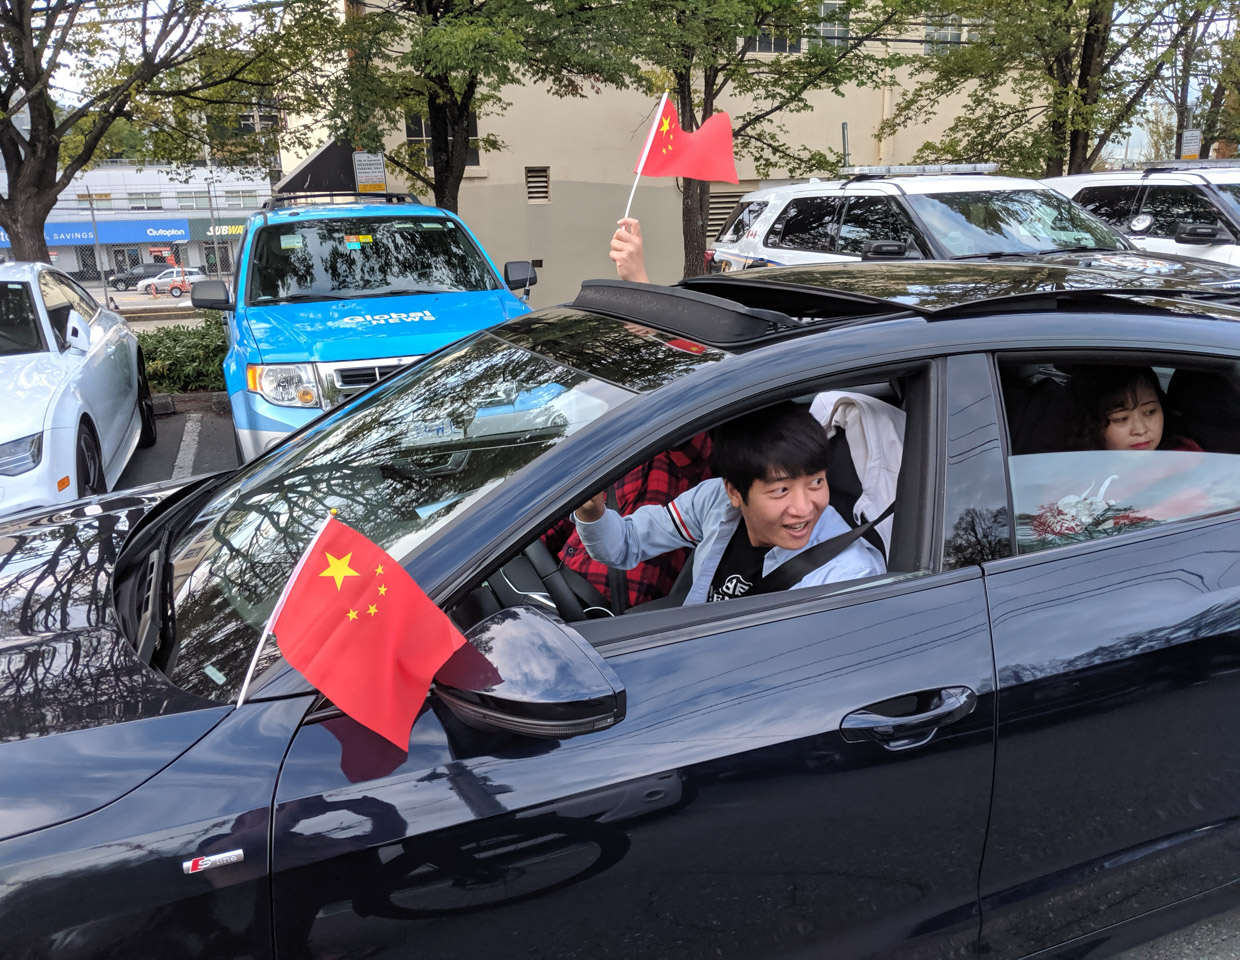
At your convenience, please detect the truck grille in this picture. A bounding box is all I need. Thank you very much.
[316,356,421,408]
[334,364,407,389]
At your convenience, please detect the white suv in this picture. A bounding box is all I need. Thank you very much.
[710,164,1240,288]
[1043,161,1240,268]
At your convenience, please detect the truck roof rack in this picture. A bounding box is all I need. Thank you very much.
[263,191,420,209]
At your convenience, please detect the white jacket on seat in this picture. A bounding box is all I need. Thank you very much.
[809,391,905,555]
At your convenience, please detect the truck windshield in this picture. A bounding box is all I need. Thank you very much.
[246,216,501,304]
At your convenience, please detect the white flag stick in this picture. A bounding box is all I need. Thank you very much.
[623,91,669,221]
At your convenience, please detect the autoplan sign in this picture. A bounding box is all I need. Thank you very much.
[0,218,192,247]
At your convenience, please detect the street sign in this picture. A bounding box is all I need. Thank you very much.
[352,152,388,193]
[1181,129,1202,160]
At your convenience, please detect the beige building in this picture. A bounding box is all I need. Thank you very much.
[284,49,975,307]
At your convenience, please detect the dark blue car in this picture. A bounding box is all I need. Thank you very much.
[4,261,1240,959]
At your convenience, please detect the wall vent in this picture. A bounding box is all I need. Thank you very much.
[525,167,550,202]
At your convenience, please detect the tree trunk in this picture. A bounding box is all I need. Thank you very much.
[2,212,52,262]
[681,179,709,279]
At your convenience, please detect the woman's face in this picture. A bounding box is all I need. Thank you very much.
[1102,380,1164,450]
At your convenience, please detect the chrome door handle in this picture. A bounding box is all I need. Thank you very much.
[841,686,977,751]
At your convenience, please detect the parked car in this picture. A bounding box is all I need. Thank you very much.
[710,164,1240,288]
[109,261,172,290]
[0,261,155,518]
[5,259,1240,959]
[142,266,205,296]
[1044,160,1240,267]
[191,192,537,463]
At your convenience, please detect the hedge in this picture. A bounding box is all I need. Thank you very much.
[137,311,227,394]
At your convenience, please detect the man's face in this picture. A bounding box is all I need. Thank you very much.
[725,471,830,550]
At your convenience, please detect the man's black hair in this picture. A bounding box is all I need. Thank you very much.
[709,401,829,502]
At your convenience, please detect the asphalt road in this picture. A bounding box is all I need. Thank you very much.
[116,393,239,490]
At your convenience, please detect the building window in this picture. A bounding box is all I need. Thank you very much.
[525,167,550,203]
[925,12,965,54]
[224,190,258,208]
[405,113,480,167]
[809,1,849,49]
[179,191,213,210]
[76,192,112,211]
[129,192,163,211]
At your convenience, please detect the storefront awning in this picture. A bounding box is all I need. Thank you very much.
[0,218,192,248]
[188,218,248,242]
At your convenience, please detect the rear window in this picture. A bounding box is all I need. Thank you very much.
[245,216,501,305]
[0,283,44,355]
[716,200,769,243]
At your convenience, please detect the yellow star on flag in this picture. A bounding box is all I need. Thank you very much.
[660,116,670,134]
[368,604,378,617]
[378,584,387,596]
[375,564,384,575]
[346,609,359,621]
[320,552,360,590]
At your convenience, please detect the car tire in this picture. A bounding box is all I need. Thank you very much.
[137,360,157,448]
[170,286,183,298]
[76,426,105,498]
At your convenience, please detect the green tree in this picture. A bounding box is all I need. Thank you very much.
[624,0,920,278]
[319,0,641,213]
[879,0,1211,177]
[0,0,314,261]
[1152,0,1240,159]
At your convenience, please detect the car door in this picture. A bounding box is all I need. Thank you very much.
[1132,182,1239,263]
[268,352,999,960]
[978,351,1240,958]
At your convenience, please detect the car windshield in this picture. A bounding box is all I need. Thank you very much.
[906,189,1128,257]
[162,329,641,701]
[1211,182,1240,219]
[0,283,45,355]
[246,216,501,305]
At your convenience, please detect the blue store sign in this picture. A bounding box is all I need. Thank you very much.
[0,218,192,247]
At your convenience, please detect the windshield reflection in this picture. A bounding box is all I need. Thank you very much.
[164,333,632,702]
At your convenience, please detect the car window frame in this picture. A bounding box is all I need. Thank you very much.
[1137,183,1235,238]
[764,194,846,253]
[990,348,1240,563]
[837,194,931,258]
[455,358,948,651]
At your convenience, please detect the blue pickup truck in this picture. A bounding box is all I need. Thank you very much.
[191,194,535,461]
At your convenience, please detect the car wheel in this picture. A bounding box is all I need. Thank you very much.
[137,360,157,448]
[170,286,183,298]
[76,426,105,498]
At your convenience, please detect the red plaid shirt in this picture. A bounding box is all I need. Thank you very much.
[542,433,712,609]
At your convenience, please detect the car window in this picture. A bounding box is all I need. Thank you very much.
[764,196,844,252]
[904,189,1126,256]
[0,282,46,355]
[38,274,81,345]
[837,196,928,256]
[1139,186,1224,238]
[1072,185,1141,226]
[999,357,1240,554]
[246,215,501,305]
[716,200,769,243]
[59,275,99,317]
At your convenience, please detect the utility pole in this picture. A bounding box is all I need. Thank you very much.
[82,189,108,304]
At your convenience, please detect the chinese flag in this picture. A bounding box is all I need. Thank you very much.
[635,96,738,184]
[271,517,466,749]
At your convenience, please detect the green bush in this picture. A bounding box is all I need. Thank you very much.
[137,311,227,393]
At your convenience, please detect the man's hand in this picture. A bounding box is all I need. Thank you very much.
[575,489,608,523]
[610,218,650,283]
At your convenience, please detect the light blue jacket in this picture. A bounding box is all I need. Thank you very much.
[575,478,886,606]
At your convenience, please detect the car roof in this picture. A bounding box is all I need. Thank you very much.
[0,261,44,282]
[252,200,454,228]
[1047,164,1240,186]
[736,174,1055,203]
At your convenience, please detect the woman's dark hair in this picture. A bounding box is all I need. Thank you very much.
[709,402,829,501]
[1069,365,1182,450]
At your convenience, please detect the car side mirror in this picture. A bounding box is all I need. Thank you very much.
[191,279,235,312]
[64,309,91,352]
[1175,222,1230,245]
[861,239,915,260]
[1128,214,1154,234]
[434,606,625,739]
[503,261,538,298]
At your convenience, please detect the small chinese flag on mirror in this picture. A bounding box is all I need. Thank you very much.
[271,517,466,749]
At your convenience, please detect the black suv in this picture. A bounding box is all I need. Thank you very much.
[4,260,1240,960]
[108,261,172,290]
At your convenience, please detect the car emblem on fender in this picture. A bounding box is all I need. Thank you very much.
[182,849,245,874]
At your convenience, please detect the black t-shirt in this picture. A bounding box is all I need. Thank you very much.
[707,523,771,602]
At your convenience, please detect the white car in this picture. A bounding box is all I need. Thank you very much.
[709,163,1240,288]
[0,261,155,518]
[141,267,205,296]
[1043,160,1240,267]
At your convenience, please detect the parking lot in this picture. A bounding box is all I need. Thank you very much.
[116,392,238,489]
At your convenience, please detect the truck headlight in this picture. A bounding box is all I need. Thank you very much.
[0,433,43,476]
[246,364,320,408]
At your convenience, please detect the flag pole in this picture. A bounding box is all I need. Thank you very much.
[623,90,669,221]
[236,511,337,707]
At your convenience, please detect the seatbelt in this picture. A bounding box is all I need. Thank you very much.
[604,485,628,613]
[748,502,895,596]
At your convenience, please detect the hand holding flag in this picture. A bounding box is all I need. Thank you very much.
[268,516,467,749]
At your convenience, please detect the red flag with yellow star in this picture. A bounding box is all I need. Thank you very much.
[270,516,466,749]
[634,96,737,183]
